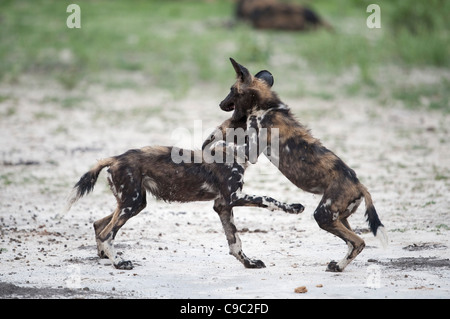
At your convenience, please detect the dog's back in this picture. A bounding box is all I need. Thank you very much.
[258,109,358,195]
[110,146,229,203]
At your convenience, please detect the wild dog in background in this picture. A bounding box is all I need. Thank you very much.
[204,58,387,272]
[66,144,304,270]
[236,0,333,31]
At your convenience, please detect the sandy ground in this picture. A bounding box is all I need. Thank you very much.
[0,74,449,299]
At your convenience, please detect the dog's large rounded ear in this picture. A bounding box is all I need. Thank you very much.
[230,57,251,84]
[254,70,274,87]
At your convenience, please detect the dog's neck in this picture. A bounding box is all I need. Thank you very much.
[228,101,290,131]
[248,101,289,117]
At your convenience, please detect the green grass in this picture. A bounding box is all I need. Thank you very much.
[0,0,449,110]
[392,79,450,112]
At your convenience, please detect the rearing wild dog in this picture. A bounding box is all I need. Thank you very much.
[66,144,305,270]
[203,58,388,272]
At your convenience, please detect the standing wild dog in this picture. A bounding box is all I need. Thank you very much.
[203,58,388,272]
[66,144,305,270]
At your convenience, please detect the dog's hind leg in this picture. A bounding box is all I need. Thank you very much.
[95,170,147,270]
[325,222,365,272]
[94,207,128,267]
[314,199,365,272]
[214,200,266,268]
[95,193,147,269]
[93,213,113,258]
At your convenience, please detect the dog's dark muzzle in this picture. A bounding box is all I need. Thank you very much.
[220,92,235,112]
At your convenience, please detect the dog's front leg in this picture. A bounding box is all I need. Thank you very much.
[230,192,305,214]
[214,200,265,268]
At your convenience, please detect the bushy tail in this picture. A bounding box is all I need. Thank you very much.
[63,158,114,215]
[362,185,388,248]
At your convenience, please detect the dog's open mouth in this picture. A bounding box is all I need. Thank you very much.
[220,102,235,112]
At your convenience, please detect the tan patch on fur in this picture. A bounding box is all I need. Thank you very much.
[96,157,114,168]
[141,145,169,155]
[234,79,246,94]
[234,74,272,98]
[252,78,273,101]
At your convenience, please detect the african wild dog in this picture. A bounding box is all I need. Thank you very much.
[66,144,305,270]
[203,58,388,272]
[236,0,333,31]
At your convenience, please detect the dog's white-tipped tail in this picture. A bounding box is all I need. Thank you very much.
[362,185,388,248]
[55,187,80,220]
[56,158,114,220]
[375,225,388,249]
